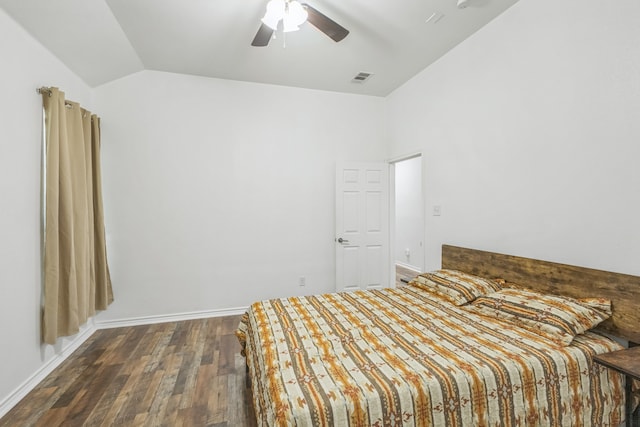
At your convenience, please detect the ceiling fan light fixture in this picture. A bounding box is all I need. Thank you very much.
[262,0,308,32]
[262,0,285,30]
[252,0,349,47]
[287,1,308,26]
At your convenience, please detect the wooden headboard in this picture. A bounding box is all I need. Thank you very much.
[441,245,640,344]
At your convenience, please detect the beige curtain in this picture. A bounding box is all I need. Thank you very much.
[42,87,113,344]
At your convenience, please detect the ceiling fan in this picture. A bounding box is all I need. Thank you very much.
[251,0,349,47]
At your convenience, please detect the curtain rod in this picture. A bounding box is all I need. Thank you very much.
[37,87,52,97]
[36,86,93,116]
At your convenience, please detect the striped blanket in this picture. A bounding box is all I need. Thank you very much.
[237,285,625,426]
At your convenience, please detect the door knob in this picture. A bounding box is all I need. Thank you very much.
[337,238,349,244]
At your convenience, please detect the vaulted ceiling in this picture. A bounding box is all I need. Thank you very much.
[1,0,519,96]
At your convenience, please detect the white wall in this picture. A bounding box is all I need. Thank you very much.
[93,70,388,321]
[394,156,423,270]
[4,0,639,414]
[0,8,93,413]
[387,0,640,275]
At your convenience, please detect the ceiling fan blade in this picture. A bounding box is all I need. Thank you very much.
[302,3,349,42]
[251,23,274,47]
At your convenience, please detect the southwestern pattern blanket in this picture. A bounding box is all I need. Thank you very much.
[237,284,625,426]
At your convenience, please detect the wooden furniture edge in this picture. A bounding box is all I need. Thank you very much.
[592,345,640,427]
[593,346,640,379]
[441,244,640,344]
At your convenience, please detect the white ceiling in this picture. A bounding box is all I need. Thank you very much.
[1,0,519,96]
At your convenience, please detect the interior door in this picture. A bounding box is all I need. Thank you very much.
[335,162,389,292]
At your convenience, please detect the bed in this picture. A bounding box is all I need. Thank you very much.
[237,245,640,426]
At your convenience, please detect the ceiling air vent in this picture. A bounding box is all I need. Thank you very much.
[351,72,373,84]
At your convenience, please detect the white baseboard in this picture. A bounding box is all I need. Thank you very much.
[395,261,422,273]
[94,306,249,330]
[0,322,96,419]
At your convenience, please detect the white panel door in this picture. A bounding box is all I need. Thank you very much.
[336,162,389,292]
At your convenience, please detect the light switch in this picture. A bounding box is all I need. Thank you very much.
[433,205,442,216]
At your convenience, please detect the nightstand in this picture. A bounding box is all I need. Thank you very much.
[593,345,640,427]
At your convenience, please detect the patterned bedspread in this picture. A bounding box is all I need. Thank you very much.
[237,285,625,426]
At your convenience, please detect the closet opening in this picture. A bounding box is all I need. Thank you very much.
[390,154,424,287]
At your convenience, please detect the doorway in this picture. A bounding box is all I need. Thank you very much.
[390,154,424,286]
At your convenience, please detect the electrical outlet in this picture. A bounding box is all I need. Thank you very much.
[299,276,306,287]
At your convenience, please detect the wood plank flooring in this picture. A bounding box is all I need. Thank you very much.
[395,263,420,287]
[0,316,256,427]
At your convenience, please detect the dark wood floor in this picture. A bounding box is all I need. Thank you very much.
[0,316,256,427]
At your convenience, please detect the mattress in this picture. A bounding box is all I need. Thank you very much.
[237,285,625,426]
